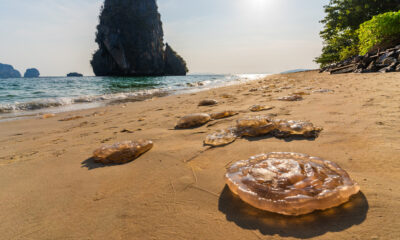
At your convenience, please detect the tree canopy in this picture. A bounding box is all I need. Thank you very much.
[316,0,400,67]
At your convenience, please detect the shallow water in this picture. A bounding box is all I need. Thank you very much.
[0,74,269,120]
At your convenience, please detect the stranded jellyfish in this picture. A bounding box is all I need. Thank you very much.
[93,140,153,164]
[273,120,323,138]
[249,105,275,112]
[176,113,212,129]
[204,116,323,147]
[204,128,238,147]
[278,95,303,101]
[198,99,218,106]
[236,116,276,137]
[210,110,238,120]
[225,152,360,216]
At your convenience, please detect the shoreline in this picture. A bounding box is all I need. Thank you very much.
[1,70,399,239]
[0,73,270,122]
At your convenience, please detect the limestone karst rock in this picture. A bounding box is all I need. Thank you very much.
[24,68,40,78]
[225,152,360,216]
[0,63,21,78]
[67,72,83,77]
[91,0,188,76]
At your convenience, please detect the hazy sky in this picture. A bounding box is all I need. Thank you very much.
[0,0,329,76]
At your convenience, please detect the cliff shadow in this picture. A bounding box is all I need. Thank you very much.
[218,186,368,239]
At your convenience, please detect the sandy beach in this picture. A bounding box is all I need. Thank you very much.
[1,70,399,240]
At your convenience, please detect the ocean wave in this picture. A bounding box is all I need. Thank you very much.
[0,89,168,114]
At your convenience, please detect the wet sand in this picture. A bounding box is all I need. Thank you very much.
[0,70,399,239]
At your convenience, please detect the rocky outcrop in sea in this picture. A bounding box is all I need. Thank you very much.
[67,72,83,77]
[24,68,40,78]
[321,45,400,74]
[0,63,21,79]
[91,0,188,77]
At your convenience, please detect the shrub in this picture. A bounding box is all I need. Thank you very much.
[358,10,400,54]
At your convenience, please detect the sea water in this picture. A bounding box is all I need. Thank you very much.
[0,74,269,120]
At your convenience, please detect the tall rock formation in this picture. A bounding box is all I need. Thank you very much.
[91,0,188,76]
[24,68,40,78]
[0,63,21,79]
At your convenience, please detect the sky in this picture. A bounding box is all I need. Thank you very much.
[0,0,330,76]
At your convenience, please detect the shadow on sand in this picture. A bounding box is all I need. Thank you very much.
[218,186,369,239]
[81,157,123,170]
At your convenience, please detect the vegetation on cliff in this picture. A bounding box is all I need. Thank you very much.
[316,0,400,67]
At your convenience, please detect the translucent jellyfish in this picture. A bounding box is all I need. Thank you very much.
[278,95,303,101]
[176,113,211,129]
[236,116,276,137]
[249,105,274,112]
[93,140,153,164]
[204,128,238,147]
[273,120,323,138]
[313,89,334,93]
[291,91,310,96]
[225,152,360,216]
[210,110,238,120]
[198,99,218,106]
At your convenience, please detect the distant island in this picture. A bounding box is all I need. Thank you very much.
[67,72,83,77]
[0,63,21,78]
[24,68,40,78]
[91,0,188,77]
[281,69,311,74]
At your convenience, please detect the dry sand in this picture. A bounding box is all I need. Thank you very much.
[0,71,399,239]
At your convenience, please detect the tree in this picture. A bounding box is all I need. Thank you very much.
[316,0,400,67]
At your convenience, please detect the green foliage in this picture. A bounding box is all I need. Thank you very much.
[358,10,400,54]
[316,0,400,67]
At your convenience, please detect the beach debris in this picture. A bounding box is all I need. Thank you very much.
[198,99,218,106]
[59,116,84,121]
[278,95,303,101]
[249,105,274,112]
[204,128,238,147]
[225,152,360,216]
[204,116,323,147]
[93,140,153,164]
[249,88,259,92]
[273,120,323,138]
[176,113,211,129]
[42,113,56,119]
[210,110,238,120]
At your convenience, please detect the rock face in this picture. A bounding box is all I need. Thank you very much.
[91,0,188,76]
[67,72,83,77]
[321,44,400,74]
[0,63,21,78]
[24,68,40,78]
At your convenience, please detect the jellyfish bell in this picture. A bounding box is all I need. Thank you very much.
[210,110,238,120]
[93,140,154,164]
[175,113,211,129]
[225,152,360,216]
[204,128,238,147]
